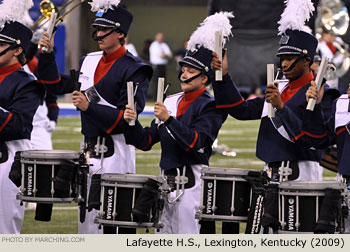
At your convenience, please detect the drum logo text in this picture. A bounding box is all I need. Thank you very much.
[206,182,213,213]
[287,197,295,230]
[106,188,114,220]
[27,166,33,196]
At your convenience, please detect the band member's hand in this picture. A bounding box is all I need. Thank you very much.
[38,31,55,53]
[124,104,137,123]
[265,83,284,110]
[72,91,89,111]
[211,50,228,76]
[306,81,324,104]
[154,102,170,122]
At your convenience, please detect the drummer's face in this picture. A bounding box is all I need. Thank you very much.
[180,64,207,93]
[96,26,123,55]
[0,42,18,68]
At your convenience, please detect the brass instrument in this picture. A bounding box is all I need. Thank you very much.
[31,0,58,30]
[315,0,350,79]
[31,0,86,31]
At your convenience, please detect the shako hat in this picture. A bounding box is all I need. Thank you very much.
[0,0,33,51]
[276,0,318,60]
[90,0,133,36]
[179,11,234,79]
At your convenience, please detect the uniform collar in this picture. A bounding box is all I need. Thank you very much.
[103,45,126,63]
[184,87,206,101]
[289,71,314,90]
[0,62,21,75]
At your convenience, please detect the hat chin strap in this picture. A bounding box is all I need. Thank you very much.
[282,54,305,73]
[0,43,18,57]
[178,70,204,83]
[92,28,116,41]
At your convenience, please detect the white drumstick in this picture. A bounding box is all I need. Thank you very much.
[215,31,222,81]
[127,81,135,126]
[306,57,329,111]
[155,78,165,124]
[42,11,58,53]
[267,64,275,118]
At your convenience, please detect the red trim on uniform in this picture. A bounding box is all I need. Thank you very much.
[47,103,59,108]
[281,72,314,103]
[216,98,244,108]
[140,133,152,150]
[27,57,38,73]
[106,110,124,134]
[0,62,22,83]
[186,130,198,151]
[94,46,127,84]
[326,42,337,54]
[291,130,328,141]
[336,126,346,135]
[177,87,206,117]
[37,77,62,84]
[0,113,13,132]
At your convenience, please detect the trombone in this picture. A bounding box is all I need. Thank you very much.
[31,0,86,31]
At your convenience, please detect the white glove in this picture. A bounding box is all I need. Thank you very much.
[31,28,44,44]
[45,120,56,133]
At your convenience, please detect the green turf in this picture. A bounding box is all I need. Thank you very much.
[20,115,335,234]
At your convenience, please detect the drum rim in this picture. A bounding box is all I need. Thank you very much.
[101,173,160,182]
[20,150,81,159]
[201,167,256,175]
[279,181,346,190]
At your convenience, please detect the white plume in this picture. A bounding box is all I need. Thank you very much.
[278,0,315,35]
[187,11,234,52]
[0,0,33,29]
[90,0,121,12]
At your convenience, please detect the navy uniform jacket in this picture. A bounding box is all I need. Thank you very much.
[0,67,44,141]
[212,73,337,164]
[37,50,152,137]
[298,97,350,176]
[121,90,227,170]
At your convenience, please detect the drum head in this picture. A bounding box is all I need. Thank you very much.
[20,150,80,160]
[279,181,346,190]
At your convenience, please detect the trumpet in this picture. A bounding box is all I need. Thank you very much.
[31,0,86,31]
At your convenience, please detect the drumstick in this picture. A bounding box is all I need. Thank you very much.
[215,31,223,81]
[267,64,275,118]
[155,78,165,124]
[127,81,135,126]
[41,11,58,53]
[307,57,329,111]
[348,83,350,112]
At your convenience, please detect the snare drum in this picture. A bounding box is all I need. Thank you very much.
[196,167,253,222]
[94,173,164,229]
[278,181,346,233]
[16,150,81,203]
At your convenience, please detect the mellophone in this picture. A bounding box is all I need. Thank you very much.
[16,150,88,204]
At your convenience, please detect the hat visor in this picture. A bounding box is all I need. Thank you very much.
[179,57,204,71]
[0,34,16,44]
[91,20,116,29]
[276,50,302,57]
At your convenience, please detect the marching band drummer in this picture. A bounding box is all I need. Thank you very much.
[210,0,340,233]
[37,0,152,234]
[0,0,45,234]
[122,12,231,234]
[302,83,350,185]
[211,0,337,183]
